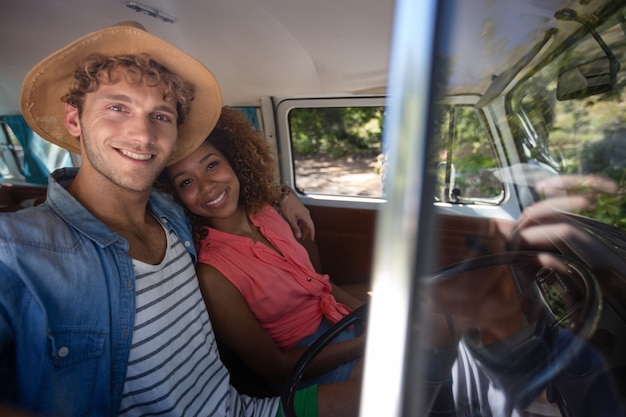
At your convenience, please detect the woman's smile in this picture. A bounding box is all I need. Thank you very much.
[203,188,227,208]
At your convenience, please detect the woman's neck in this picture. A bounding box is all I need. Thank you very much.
[210,206,255,237]
[210,206,279,253]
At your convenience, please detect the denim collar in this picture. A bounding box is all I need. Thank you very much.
[45,167,182,251]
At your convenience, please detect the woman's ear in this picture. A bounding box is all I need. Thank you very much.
[64,103,81,137]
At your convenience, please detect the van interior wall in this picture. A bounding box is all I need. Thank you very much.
[305,204,516,304]
[305,205,376,302]
[435,215,515,266]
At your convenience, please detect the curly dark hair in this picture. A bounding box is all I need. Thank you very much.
[61,53,195,126]
[158,106,282,243]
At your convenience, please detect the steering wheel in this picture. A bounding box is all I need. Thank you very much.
[281,251,601,417]
[429,251,602,413]
[430,251,601,338]
[281,303,368,417]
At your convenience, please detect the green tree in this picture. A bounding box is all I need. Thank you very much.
[289,107,383,157]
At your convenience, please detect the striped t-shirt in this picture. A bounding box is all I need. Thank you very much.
[118,227,279,417]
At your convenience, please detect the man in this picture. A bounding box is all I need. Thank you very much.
[0,21,358,417]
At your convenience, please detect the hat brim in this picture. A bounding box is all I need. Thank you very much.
[20,21,222,166]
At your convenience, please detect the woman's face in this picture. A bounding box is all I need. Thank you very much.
[166,141,240,220]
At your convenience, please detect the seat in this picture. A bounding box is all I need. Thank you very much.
[0,183,46,212]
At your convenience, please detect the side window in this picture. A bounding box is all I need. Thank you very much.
[288,106,385,198]
[0,152,10,179]
[1,121,73,183]
[0,123,25,180]
[31,133,73,173]
[434,104,503,203]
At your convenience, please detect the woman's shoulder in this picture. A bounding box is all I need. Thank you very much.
[253,204,290,230]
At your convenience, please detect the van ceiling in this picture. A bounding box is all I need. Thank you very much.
[0,0,395,115]
[2,0,607,118]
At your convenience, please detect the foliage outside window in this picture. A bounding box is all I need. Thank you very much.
[289,107,384,198]
[433,105,503,203]
[508,15,626,230]
[289,104,502,201]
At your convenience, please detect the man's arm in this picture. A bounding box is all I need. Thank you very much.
[278,186,315,241]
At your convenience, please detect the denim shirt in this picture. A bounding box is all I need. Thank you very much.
[0,168,197,417]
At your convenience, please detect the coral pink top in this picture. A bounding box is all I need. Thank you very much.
[196,205,351,349]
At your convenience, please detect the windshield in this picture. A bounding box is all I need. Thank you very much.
[507,7,626,230]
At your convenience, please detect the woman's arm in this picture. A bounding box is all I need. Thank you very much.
[330,282,367,311]
[196,263,364,384]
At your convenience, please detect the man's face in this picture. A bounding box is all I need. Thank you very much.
[65,66,179,193]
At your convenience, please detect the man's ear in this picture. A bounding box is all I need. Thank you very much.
[64,103,81,137]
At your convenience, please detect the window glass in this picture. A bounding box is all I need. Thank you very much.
[1,124,73,181]
[0,129,11,179]
[508,12,626,229]
[289,106,385,198]
[31,132,73,172]
[0,154,10,178]
[0,124,24,180]
[433,104,503,203]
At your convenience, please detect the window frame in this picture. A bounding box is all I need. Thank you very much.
[435,94,522,221]
[435,101,504,204]
[273,95,388,210]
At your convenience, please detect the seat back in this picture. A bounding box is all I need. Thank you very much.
[0,183,46,212]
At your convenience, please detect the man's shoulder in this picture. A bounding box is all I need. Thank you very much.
[0,205,72,241]
[149,189,178,205]
[149,190,184,216]
[0,204,56,226]
[149,190,190,230]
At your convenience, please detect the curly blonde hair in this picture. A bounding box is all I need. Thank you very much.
[62,53,194,126]
[159,106,281,243]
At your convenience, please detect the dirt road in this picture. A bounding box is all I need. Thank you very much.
[294,155,384,197]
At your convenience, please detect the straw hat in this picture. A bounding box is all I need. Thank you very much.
[20,21,222,165]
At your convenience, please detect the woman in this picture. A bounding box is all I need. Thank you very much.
[162,106,366,391]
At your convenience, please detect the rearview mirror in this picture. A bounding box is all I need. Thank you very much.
[556,57,617,100]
